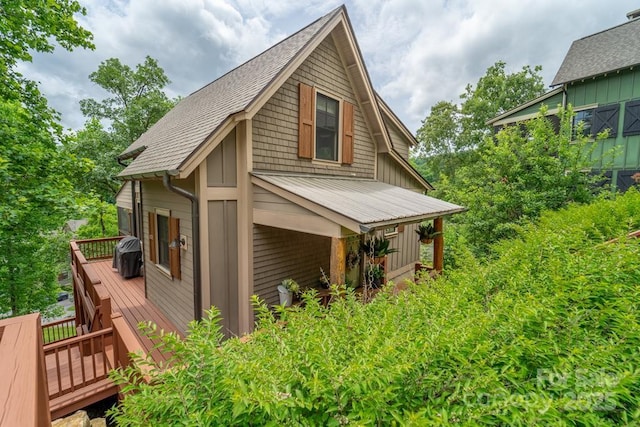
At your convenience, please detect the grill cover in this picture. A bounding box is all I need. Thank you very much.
[113,236,142,278]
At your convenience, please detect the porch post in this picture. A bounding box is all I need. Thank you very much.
[433,217,444,273]
[330,237,347,285]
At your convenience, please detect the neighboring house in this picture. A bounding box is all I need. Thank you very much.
[488,9,640,192]
[116,5,464,337]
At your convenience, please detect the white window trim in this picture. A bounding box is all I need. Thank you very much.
[313,87,343,164]
[154,208,172,276]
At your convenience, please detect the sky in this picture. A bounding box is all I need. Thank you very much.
[19,0,636,134]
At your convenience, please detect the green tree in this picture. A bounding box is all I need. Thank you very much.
[0,0,94,120]
[64,56,174,203]
[79,56,174,145]
[414,61,545,180]
[0,0,93,317]
[439,107,601,256]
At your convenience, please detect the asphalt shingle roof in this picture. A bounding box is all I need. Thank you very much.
[552,17,640,86]
[118,6,342,178]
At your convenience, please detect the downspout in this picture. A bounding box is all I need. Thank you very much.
[163,172,202,322]
[116,157,137,236]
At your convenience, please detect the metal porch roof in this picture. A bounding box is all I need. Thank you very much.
[252,173,465,231]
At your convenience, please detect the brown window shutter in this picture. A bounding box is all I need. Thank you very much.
[342,101,354,164]
[298,82,314,159]
[169,216,181,280]
[148,212,157,263]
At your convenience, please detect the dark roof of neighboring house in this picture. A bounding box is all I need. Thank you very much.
[118,6,343,177]
[552,17,640,86]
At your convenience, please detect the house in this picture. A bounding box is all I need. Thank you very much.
[488,9,640,192]
[115,5,464,338]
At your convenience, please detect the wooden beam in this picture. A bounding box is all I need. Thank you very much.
[433,217,444,273]
[330,237,347,285]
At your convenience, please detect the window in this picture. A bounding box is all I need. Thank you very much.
[117,207,132,236]
[148,209,181,279]
[623,99,640,137]
[383,225,398,238]
[315,93,339,161]
[298,83,354,164]
[572,109,593,139]
[157,211,170,269]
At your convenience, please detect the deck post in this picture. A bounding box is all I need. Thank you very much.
[433,217,444,273]
[330,237,347,286]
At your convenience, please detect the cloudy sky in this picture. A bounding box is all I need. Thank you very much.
[19,0,635,134]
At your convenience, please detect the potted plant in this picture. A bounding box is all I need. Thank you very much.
[416,222,440,244]
[277,278,300,306]
[360,236,398,259]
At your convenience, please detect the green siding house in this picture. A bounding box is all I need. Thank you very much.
[488,10,640,191]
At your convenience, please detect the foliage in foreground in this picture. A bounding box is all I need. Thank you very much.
[110,192,640,425]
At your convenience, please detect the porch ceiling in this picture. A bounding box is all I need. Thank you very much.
[251,173,465,233]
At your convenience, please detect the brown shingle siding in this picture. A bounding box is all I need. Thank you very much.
[252,36,375,177]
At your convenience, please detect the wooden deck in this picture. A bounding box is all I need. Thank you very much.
[90,259,182,364]
[47,240,183,420]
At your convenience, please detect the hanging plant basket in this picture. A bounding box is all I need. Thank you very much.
[420,238,433,244]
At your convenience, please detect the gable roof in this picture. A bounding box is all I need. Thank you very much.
[486,87,563,126]
[117,6,428,191]
[552,17,640,86]
[118,6,343,177]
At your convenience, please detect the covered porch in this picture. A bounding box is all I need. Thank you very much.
[251,173,464,304]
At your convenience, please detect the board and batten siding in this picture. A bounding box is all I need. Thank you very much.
[567,69,640,172]
[384,223,420,281]
[253,225,331,306]
[142,178,194,334]
[208,200,239,337]
[377,154,424,191]
[252,35,375,178]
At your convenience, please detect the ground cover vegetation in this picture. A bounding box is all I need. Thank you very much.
[110,191,640,425]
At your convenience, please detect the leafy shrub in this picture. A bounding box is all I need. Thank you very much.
[110,191,640,425]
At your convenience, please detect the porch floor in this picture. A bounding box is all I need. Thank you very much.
[90,259,183,364]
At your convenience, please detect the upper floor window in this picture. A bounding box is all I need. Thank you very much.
[298,82,354,165]
[315,93,339,161]
[572,108,593,139]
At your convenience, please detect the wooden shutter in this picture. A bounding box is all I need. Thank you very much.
[169,216,181,280]
[592,104,619,137]
[623,100,640,137]
[342,101,354,164]
[298,83,314,159]
[148,212,157,263]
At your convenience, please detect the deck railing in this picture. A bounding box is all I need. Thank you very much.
[74,236,124,261]
[42,318,77,345]
[44,327,113,399]
[70,241,114,332]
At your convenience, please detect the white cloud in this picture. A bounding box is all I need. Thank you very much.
[21,0,636,133]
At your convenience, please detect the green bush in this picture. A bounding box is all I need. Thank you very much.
[110,191,640,425]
